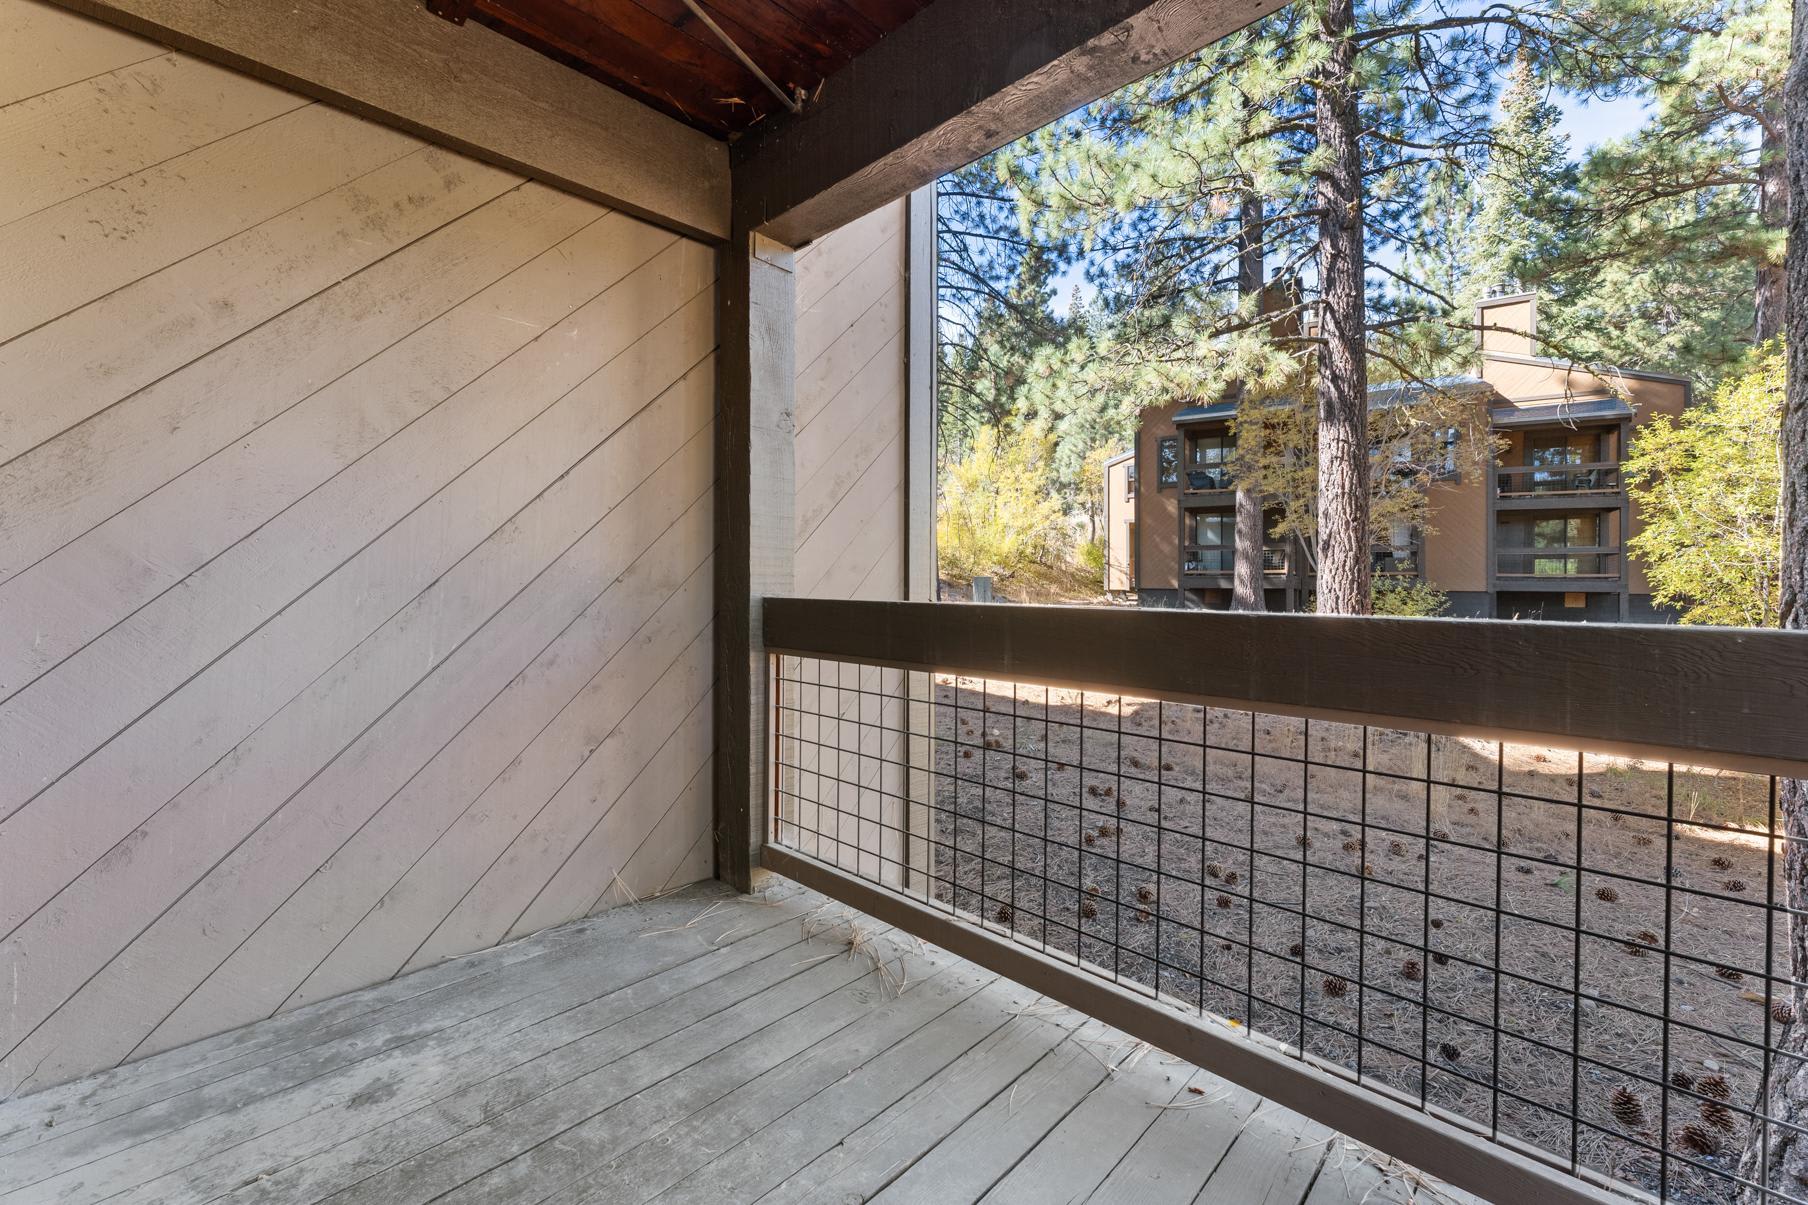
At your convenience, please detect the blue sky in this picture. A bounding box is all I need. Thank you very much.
[1044,88,1652,316]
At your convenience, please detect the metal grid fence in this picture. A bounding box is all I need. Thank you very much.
[771,654,1800,1205]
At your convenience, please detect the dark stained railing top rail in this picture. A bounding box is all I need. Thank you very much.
[763,598,1808,778]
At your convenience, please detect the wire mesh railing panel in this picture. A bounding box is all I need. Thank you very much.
[770,655,1801,1205]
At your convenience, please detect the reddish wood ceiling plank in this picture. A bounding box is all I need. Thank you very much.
[699,0,865,68]
[628,0,822,99]
[451,0,930,137]
[483,0,777,127]
[474,0,759,131]
[472,11,733,132]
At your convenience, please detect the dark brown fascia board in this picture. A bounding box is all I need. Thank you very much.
[730,0,1289,247]
[51,0,730,243]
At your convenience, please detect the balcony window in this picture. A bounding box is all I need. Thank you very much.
[1184,511,1232,573]
[1184,431,1232,491]
[1499,429,1618,495]
[1498,513,1607,576]
[1374,521,1418,576]
[1156,436,1179,489]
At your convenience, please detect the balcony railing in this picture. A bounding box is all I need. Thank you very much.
[1184,467,1234,493]
[762,599,1808,1205]
[1496,463,1623,498]
[1497,547,1621,579]
[1181,546,1232,575]
[1373,550,1420,577]
[1185,545,1295,577]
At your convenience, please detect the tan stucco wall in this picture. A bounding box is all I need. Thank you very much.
[1,0,716,1093]
[1135,401,1185,591]
[1421,474,1488,594]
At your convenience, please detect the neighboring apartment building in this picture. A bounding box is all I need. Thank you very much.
[1108,293,1691,621]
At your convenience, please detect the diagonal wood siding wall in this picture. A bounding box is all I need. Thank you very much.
[793,200,909,600]
[0,0,716,1093]
[783,200,917,882]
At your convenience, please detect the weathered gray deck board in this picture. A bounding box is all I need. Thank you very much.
[980,1043,1198,1205]
[0,884,1480,1205]
[1192,1102,1336,1205]
[1088,1070,1264,1205]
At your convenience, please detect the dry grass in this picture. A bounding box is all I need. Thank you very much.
[799,902,914,997]
[926,678,1787,1205]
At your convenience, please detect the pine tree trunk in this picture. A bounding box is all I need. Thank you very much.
[1759,119,1789,345]
[1233,189,1269,613]
[1233,485,1267,610]
[1738,5,1807,1198]
[1312,0,1371,615]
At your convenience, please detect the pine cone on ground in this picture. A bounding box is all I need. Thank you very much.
[1673,1124,1719,1156]
[1700,1100,1737,1133]
[1609,1086,1647,1130]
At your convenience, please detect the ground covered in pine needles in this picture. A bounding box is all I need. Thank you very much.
[926,679,1786,1204]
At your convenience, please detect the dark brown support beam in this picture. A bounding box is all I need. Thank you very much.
[715,231,797,892]
[730,0,1289,246]
[49,0,729,242]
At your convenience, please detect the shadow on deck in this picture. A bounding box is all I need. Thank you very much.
[0,883,1480,1204]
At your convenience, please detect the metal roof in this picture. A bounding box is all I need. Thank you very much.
[1172,401,1238,424]
[1173,375,1497,424]
[1488,397,1634,428]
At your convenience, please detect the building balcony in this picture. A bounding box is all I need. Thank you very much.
[1494,463,1623,509]
[1182,544,1293,580]
[1496,546,1622,586]
[762,598,1808,1205]
[1182,467,1235,495]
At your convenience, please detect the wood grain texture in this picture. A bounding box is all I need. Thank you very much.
[0,51,306,226]
[0,160,547,581]
[731,0,1290,245]
[469,0,930,138]
[0,102,421,343]
[765,847,1623,1205]
[793,199,909,599]
[0,16,716,1096]
[45,0,729,240]
[714,229,798,892]
[0,0,159,107]
[0,884,1480,1205]
[772,203,915,916]
[764,599,1808,777]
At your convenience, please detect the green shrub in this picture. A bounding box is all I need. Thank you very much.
[938,425,1071,584]
[1370,579,1450,617]
[1077,536,1106,580]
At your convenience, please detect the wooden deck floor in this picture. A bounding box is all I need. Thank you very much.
[0,883,1479,1204]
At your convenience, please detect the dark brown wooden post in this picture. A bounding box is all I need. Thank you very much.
[715,228,796,893]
